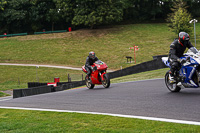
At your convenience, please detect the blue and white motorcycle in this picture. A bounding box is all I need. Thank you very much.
[162,50,200,92]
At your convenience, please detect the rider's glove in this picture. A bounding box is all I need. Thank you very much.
[177,58,186,64]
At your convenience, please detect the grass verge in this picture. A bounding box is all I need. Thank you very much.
[0,109,200,133]
[111,68,168,83]
[0,92,10,97]
[0,65,85,91]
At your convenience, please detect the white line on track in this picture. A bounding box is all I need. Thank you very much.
[0,106,200,125]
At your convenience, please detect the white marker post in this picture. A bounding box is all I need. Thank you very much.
[190,19,198,47]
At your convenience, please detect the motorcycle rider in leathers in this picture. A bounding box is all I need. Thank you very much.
[85,51,99,79]
[168,32,198,82]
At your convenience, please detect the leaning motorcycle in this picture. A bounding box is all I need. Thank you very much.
[162,50,200,92]
[82,60,110,89]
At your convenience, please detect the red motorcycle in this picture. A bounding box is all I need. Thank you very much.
[82,60,110,89]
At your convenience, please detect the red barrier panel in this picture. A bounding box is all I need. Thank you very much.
[4,33,7,38]
[68,27,71,32]
[54,77,60,83]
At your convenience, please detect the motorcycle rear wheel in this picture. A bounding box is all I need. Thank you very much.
[165,71,181,92]
[102,73,110,88]
[85,76,95,89]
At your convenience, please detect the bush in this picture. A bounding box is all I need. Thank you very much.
[167,0,192,35]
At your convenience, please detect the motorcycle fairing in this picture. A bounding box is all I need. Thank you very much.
[162,51,200,88]
[82,66,87,73]
[180,66,198,87]
[162,57,170,67]
[90,72,102,84]
[100,72,106,81]
[180,56,199,87]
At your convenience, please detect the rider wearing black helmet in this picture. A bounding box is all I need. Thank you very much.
[85,51,99,78]
[168,32,198,82]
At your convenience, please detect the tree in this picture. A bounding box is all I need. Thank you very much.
[46,8,60,31]
[72,0,124,29]
[45,0,61,31]
[167,0,192,35]
[55,0,75,24]
[0,0,31,33]
[122,0,174,22]
[0,0,7,10]
[138,0,163,20]
[188,0,200,18]
[30,0,56,31]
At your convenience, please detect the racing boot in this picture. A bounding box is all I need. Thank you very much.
[176,75,185,87]
[86,74,91,81]
[177,82,182,86]
[169,71,176,83]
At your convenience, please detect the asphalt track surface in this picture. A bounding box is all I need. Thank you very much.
[1,79,200,123]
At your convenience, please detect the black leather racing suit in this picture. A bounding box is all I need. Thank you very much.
[168,38,194,76]
[85,56,99,76]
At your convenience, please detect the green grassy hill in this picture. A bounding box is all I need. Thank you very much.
[2,23,199,70]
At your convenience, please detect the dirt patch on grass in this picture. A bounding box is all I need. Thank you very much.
[17,32,69,41]
[17,26,122,41]
[70,27,119,38]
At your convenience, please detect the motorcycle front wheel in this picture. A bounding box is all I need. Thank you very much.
[165,71,181,92]
[85,76,95,89]
[102,73,110,88]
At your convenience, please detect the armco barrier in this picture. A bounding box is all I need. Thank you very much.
[26,81,85,92]
[108,58,167,79]
[13,85,52,98]
[34,30,67,35]
[152,55,168,60]
[0,33,27,38]
[27,81,72,88]
[1,30,68,38]
[59,81,85,91]
[28,82,47,88]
